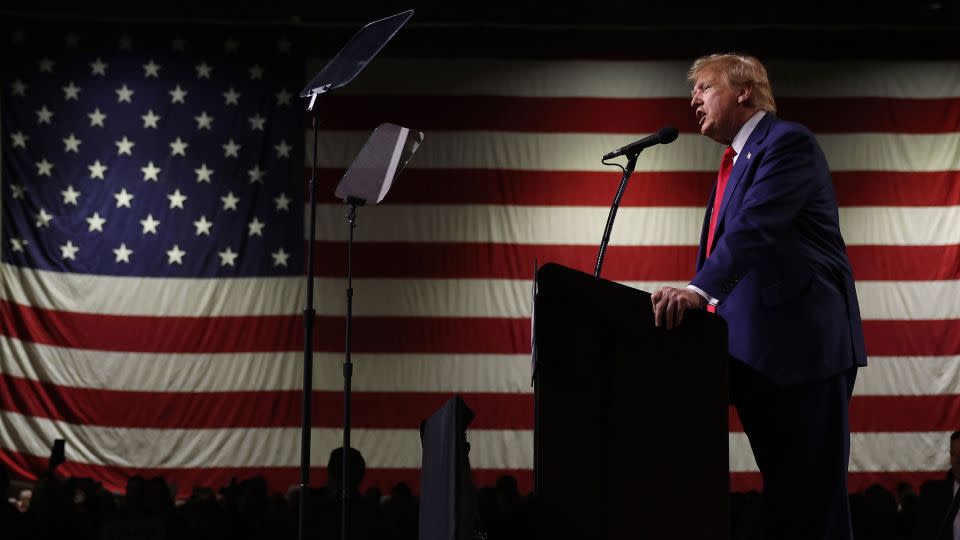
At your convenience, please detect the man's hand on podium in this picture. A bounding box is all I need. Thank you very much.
[651,286,706,330]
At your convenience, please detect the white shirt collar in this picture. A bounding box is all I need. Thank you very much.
[731,111,766,160]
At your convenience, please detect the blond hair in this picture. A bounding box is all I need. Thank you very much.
[688,53,777,113]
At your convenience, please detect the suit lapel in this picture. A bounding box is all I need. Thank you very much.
[709,113,776,253]
[696,181,717,270]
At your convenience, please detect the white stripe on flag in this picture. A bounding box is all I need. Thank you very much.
[0,263,303,316]
[312,205,706,245]
[2,333,956,397]
[5,264,960,320]
[307,131,960,172]
[0,337,534,394]
[854,356,960,396]
[312,204,960,247]
[841,207,960,246]
[855,280,960,320]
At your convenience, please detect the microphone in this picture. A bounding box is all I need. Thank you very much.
[602,126,679,160]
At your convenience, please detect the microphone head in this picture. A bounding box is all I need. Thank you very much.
[658,126,679,145]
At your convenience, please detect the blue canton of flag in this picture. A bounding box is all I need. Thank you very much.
[3,27,305,277]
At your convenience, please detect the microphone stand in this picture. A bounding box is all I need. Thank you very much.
[299,99,364,540]
[595,152,640,278]
[299,98,322,540]
[341,196,364,540]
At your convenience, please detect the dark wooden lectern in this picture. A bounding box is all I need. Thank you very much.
[533,263,730,540]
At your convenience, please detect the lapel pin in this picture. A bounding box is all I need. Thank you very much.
[747,152,752,159]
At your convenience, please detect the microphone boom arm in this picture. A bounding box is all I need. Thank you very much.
[595,151,640,278]
[602,126,679,160]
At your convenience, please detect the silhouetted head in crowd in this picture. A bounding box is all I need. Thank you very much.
[364,486,382,501]
[237,476,268,514]
[189,485,218,505]
[950,430,960,481]
[327,447,366,497]
[896,481,914,497]
[144,476,174,514]
[125,475,145,507]
[0,462,8,495]
[391,481,412,499]
[495,474,519,510]
[863,484,897,513]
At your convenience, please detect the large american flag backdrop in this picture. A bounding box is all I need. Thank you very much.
[2,20,959,497]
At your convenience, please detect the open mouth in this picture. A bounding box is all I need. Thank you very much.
[697,110,707,126]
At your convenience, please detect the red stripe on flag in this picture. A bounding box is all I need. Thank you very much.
[864,320,960,356]
[0,374,532,429]
[7,370,959,432]
[784,97,960,134]
[730,471,946,494]
[4,301,960,356]
[0,449,531,498]
[833,171,960,207]
[313,242,960,281]
[728,395,960,433]
[308,168,960,207]
[850,395,960,432]
[310,168,715,206]
[847,245,960,281]
[0,300,302,353]
[322,96,695,133]
[313,242,697,280]
[320,95,960,134]
[0,301,531,354]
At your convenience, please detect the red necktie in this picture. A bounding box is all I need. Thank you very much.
[705,146,737,260]
[704,146,736,313]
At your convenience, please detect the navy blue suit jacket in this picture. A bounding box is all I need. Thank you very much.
[690,113,867,386]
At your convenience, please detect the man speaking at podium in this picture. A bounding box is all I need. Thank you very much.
[651,53,867,539]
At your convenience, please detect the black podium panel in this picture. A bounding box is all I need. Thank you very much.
[533,263,730,540]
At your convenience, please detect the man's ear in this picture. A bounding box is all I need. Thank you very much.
[737,85,753,104]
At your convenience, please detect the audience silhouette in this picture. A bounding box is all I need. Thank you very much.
[2,450,959,540]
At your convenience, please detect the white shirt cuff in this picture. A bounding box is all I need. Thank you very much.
[686,284,718,306]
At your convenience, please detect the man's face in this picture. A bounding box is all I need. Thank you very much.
[691,70,744,145]
[951,438,960,481]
